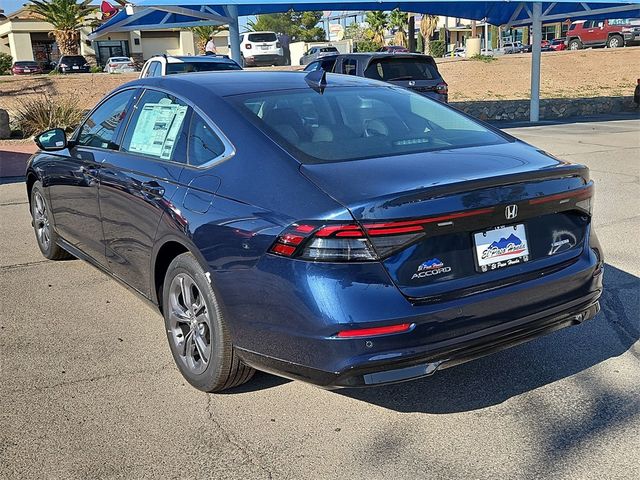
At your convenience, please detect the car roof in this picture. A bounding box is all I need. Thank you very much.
[148,55,235,64]
[335,52,435,60]
[121,70,389,98]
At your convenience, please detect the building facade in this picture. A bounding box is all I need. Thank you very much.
[0,8,229,67]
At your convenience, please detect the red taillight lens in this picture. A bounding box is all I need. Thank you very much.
[336,323,413,338]
[268,207,494,262]
[436,82,448,95]
[109,63,116,67]
[245,43,252,49]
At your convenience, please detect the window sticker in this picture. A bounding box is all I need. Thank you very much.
[128,102,188,159]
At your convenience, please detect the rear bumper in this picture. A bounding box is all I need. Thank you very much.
[220,226,604,389]
[243,54,284,66]
[237,297,601,387]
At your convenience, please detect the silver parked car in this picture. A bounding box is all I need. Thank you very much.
[299,45,339,66]
[103,56,136,73]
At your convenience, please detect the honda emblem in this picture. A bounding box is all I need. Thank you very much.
[505,204,518,220]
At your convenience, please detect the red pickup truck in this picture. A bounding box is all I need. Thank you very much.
[565,18,640,50]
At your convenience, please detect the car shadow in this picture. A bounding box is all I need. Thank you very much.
[0,150,31,183]
[225,264,638,412]
[337,263,638,413]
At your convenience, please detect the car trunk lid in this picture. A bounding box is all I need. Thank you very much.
[300,142,592,300]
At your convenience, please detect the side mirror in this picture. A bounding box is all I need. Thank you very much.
[34,128,68,151]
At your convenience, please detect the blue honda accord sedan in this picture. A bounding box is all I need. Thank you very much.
[26,71,603,392]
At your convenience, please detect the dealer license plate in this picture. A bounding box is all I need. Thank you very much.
[473,224,530,273]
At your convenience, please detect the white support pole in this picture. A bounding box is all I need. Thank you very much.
[227,4,241,64]
[485,19,489,51]
[530,2,542,122]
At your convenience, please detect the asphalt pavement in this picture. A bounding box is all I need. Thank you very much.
[1,119,638,479]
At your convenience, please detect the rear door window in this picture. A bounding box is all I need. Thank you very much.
[121,90,190,163]
[364,58,439,81]
[187,114,228,166]
[342,59,357,75]
[145,61,161,77]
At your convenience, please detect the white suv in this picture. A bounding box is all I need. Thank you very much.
[240,31,284,67]
[139,54,241,78]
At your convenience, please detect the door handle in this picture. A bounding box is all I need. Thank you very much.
[141,181,165,197]
[80,164,100,176]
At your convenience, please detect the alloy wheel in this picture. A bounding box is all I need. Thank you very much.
[168,273,213,375]
[33,191,51,251]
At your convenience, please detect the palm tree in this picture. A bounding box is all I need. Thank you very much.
[28,0,95,55]
[190,24,228,54]
[419,14,439,54]
[365,11,388,46]
[388,9,408,47]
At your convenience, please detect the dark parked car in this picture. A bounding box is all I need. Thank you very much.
[27,71,603,392]
[378,45,410,53]
[304,53,448,102]
[11,60,43,75]
[56,55,90,73]
[299,45,339,66]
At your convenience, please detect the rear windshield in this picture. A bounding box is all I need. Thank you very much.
[230,86,508,164]
[110,57,130,62]
[15,61,38,66]
[248,33,277,43]
[364,58,440,81]
[320,47,338,53]
[62,56,86,64]
[166,61,241,74]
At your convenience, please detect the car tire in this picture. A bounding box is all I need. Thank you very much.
[569,39,582,50]
[607,35,623,48]
[162,252,255,392]
[30,181,73,260]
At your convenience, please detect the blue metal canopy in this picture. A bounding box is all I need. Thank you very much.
[89,1,640,122]
[91,1,640,37]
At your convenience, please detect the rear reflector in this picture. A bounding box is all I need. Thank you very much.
[336,323,413,338]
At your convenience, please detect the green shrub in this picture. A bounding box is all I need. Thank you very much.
[0,53,12,75]
[14,93,85,137]
[429,40,446,58]
[48,68,60,75]
[90,65,102,73]
[355,39,381,52]
[469,54,497,63]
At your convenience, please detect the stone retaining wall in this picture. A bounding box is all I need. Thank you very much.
[452,96,638,121]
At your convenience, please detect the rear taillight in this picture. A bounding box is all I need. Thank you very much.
[245,43,252,49]
[269,207,494,262]
[109,63,116,67]
[529,184,593,214]
[436,81,448,95]
[276,41,281,48]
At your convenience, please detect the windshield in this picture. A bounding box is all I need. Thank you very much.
[230,86,508,164]
[15,61,38,66]
[166,61,241,74]
[248,33,277,42]
[364,58,440,81]
[110,57,130,62]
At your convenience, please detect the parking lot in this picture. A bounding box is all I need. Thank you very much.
[0,118,638,479]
